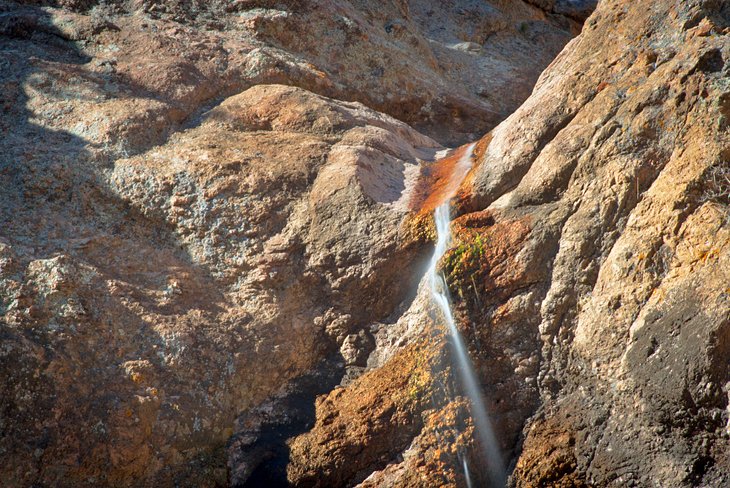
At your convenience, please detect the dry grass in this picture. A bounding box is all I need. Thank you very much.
[701,161,730,220]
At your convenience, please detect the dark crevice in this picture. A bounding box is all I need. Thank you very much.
[229,356,345,487]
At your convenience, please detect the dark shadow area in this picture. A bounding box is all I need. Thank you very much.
[228,356,345,487]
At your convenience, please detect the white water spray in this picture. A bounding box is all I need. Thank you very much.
[463,457,474,488]
[427,143,506,487]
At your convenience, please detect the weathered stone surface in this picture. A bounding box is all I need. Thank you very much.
[0,68,443,484]
[287,0,729,487]
[2,0,582,146]
[0,0,589,484]
[459,0,730,485]
[6,0,728,486]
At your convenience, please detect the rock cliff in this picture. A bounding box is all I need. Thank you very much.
[466,1,730,485]
[1,0,728,487]
[274,0,730,486]
[0,0,583,485]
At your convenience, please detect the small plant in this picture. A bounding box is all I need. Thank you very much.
[700,160,730,220]
[442,233,489,301]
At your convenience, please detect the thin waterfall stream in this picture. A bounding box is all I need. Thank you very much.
[426,143,506,487]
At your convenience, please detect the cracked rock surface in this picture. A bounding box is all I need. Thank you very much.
[285,0,729,487]
[4,0,729,487]
[0,0,585,486]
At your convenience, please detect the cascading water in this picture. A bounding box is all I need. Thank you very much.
[427,143,506,487]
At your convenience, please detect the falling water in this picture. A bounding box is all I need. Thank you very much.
[427,143,506,487]
[463,458,474,488]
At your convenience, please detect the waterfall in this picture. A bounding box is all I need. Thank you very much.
[427,143,506,487]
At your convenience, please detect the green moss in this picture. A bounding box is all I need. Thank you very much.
[441,233,490,301]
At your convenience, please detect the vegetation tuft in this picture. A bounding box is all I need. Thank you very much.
[442,233,489,302]
[701,160,730,220]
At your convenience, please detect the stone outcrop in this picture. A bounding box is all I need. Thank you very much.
[3,0,728,486]
[278,0,730,486]
[0,75,438,485]
[449,0,728,485]
[462,0,730,485]
[0,0,588,486]
[2,0,583,147]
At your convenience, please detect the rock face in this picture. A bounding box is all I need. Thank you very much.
[2,0,728,487]
[1,0,583,146]
[463,0,729,485]
[273,0,730,487]
[0,0,587,486]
